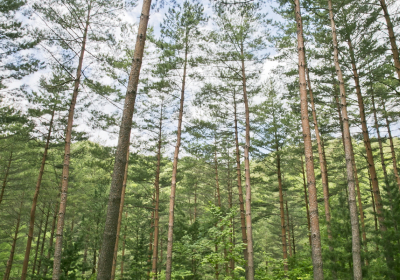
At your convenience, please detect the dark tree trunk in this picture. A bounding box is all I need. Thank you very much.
[300,154,311,247]
[277,151,288,271]
[286,200,292,257]
[97,1,152,278]
[37,206,51,275]
[32,217,44,276]
[0,151,12,207]
[120,212,127,279]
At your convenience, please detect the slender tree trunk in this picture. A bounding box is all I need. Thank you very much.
[300,154,311,247]
[327,1,362,278]
[165,40,188,280]
[382,101,400,192]
[97,1,151,278]
[306,68,332,242]
[120,212,127,279]
[286,200,292,257]
[43,200,58,277]
[379,0,400,79]
[291,214,296,255]
[37,206,51,275]
[3,196,24,280]
[294,1,324,278]
[52,7,91,278]
[111,146,130,280]
[0,151,12,207]
[233,89,248,266]
[152,106,163,280]
[228,149,235,275]
[92,249,97,275]
[83,238,88,276]
[21,108,55,279]
[277,151,288,271]
[240,42,255,280]
[32,217,44,276]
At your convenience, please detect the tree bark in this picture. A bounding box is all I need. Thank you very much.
[0,151,12,207]
[294,1,324,277]
[111,146,130,280]
[306,68,332,243]
[120,212,127,279]
[97,1,152,278]
[21,108,54,280]
[37,206,51,275]
[286,200,292,257]
[233,89,248,266]
[300,154,311,247]
[52,7,91,279]
[379,0,400,80]
[3,196,24,280]
[327,1,362,278]
[277,151,288,271]
[151,105,163,280]
[32,217,44,276]
[382,100,400,192]
[165,39,188,280]
[240,40,255,280]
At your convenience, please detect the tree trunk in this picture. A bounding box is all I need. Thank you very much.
[240,41,255,280]
[111,147,130,280]
[228,149,235,275]
[152,106,163,279]
[379,0,400,79]
[120,212,127,279]
[233,89,248,266]
[92,249,97,275]
[382,101,400,192]
[148,206,154,278]
[286,200,292,257]
[165,40,188,280]
[300,154,311,247]
[52,7,91,279]
[327,1,362,278]
[3,196,24,280]
[43,200,58,277]
[32,217,44,276]
[0,151,12,207]
[97,1,151,278]
[277,151,288,271]
[306,68,332,243]
[291,214,296,255]
[294,1,324,278]
[37,206,51,275]
[21,108,55,280]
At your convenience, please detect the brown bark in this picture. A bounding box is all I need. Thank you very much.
[3,196,24,280]
[379,0,400,80]
[294,1,324,278]
[152,106,163,279]
[327,1,362,278]
[306,68,332,242]
[240,41,255,280]
[277,151,288,271]
[233,89,248,265]
[52,7,91,279]
[111,147,130,280]
[120,212,127,279]
[37,206,51,275]
[382,101,400,192]
[300,154,311,247]
[286,200,292,257]
[21,108,55,280]
[0,151,12,207]
[165,39,188,280]
[291,215,296,255]
[32,217,44,276]
[97,1,151,278]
